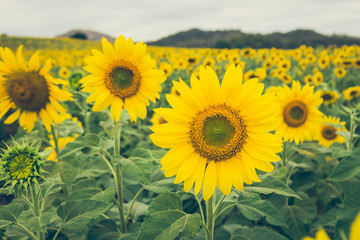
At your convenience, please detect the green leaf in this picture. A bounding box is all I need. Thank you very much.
[57,133,100,158]
[328,148,360,181]
[88,219,120,240]
[122,149,153,184]
[337,189,360,222]
[143,178,174,193]
[57,200,111,231]
[138,193,201,240]
[236,198,287,226]
[280,192,317,240]
[231,226,288,240]
[244,175,300,199]
[18,206,56,233]
[0,203,23,228]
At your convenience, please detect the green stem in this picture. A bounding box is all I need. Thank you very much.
[52,225,62,240]
[349,111,355,151]
[205,195,216,240]
[125,188,144,224]
[50,125,59,154]
[83,97,90,134]
[15,223,38,240]
[31,184,45,240]
[115,165,126,233]
[214,195,226,217]
[194,195,206,224]
[282,140,287,166]
[216,203,238,218]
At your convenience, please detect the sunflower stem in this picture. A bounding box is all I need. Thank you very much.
[205,195,216,240]
[50,125,59,154]
[282,140,288,166]
[31,183,45,240]
[125,187,144,224]
[83,97,90,134]
[113,125,126,233]
[115,164,127,233]
[15,223,39,240]
[194,194,206,224]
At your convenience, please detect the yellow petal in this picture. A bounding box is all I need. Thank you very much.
[202,161,217,201]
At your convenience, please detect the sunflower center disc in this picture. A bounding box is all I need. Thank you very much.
[322,94,333,101]
[283,101,308,128]
[203,116,235,148]
[105,62,141,99]
[6,72,50,111]
[110,67,134,89]
[322,126,337,140]
[190,104,247,161]
[8,154,34,180]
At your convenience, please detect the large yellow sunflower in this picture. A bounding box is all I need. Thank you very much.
[0,46,72,132]
[316,116,346,148]
[80,36,165,122]
[150,65,282,200]
[276,81,323,144]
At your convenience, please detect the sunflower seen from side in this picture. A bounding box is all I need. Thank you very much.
[316,116,346,148]
[0,46,73,132]
[276,81,323,144]
[80,36,166,122]
[150,65,282,200]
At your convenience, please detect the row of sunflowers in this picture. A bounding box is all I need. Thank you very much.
[0,35,359,240]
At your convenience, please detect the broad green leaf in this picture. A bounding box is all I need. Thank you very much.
[0,203,23,228]
[57,200,111,231]
[244,175,300,199]
[328,148,360,181]
[147,149,167,163]
[122,150,153,184]
[88,219,120,240]
[143,178,174,193]
[58,159,79,185]
[231,226,288,240]
[18,206,56,233]
[280,192,317,240]
[138,193,201,240]
[337,189,360,222]
[236,198,287,226]
[57,133,100,158]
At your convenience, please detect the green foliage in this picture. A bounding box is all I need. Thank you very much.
[138,193,201,240]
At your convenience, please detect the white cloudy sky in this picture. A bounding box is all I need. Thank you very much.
[0,0,359,42]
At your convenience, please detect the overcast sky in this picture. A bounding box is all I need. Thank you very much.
[1,0,359,42]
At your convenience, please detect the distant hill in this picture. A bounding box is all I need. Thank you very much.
[58,29,115,42]
[147,28,360,49]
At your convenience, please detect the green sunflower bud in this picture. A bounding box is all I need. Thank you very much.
[0,140,46,194]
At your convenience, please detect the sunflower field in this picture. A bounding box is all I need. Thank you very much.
[0,35,359,240]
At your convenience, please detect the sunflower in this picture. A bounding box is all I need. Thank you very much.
[80,36,165,122]
[304,74,313,85]
[0,140,46,193]
[317,55,330,68]
[58,66,70,79]
[276,81,323,144]
[319,90,339,106]
[313,71,323,86]
[0,46,73,132]
[150,65,282,200]
[316,116,346,148]
[159,61,173,78]
[343,86,360,101]
[334,67,346,78]
[150,112,167,126]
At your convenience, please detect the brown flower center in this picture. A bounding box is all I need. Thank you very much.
[190,104,247,161]
[322,125,337,140]
[6,72,50,111]
[283,101,308,128]
[104,61,141,99]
